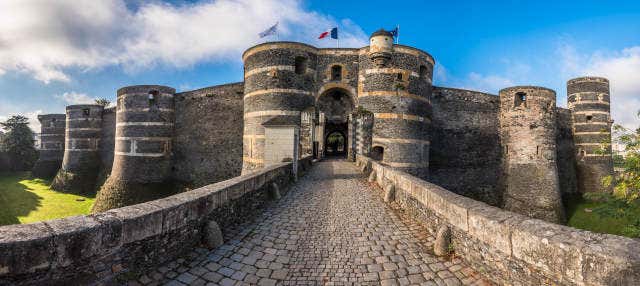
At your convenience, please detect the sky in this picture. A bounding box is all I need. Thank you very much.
[0,0,639,131]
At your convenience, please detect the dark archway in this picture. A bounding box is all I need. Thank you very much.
[371,146,384,161]
[316,87,355,159]
[325,131,346,157]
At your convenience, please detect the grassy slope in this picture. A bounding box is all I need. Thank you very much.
[0,172,95,226]
[566,196,640,238]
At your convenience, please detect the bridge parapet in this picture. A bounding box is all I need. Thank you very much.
[356,154,640,285]
[0,155,312,285]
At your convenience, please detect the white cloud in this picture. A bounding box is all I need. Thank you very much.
[559,45,640,129]
[55,91,96,105]
[464,72,514,94]
[0,0,368,83]
[0,110,43,132]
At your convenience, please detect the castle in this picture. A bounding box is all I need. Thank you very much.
[32,29,614,222]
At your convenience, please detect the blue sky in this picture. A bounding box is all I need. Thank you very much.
[0,0,639,130]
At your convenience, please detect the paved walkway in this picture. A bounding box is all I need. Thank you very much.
[133,160,489,286]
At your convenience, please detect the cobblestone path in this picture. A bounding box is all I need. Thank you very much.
[134,160,489,286]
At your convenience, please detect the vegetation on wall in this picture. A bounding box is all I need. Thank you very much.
[569,111,640,237]
[0,115,37,171]
[95,98,111,107]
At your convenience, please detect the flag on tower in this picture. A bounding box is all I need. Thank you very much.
[318,27,338,39]
[388,26,398,37]
[259,22,278,38]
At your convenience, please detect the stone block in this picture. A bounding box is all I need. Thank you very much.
[150,192,208,233]
[0,222,54,275]
[270,182,281,200]
[383,182,395,203]
[203,220,224,249]
[467,205,524,257]
[511,219,584,283]
[368,170,377,183]
[107,203,163,244]
[47,215,104,267]
[422,183,469,232]
[580,234,640,285]
[434,225,451,257]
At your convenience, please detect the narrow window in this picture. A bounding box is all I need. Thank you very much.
[149,90,159,106]
[419,65,428,79]
[586,115,593,122]
[331,65,342,81]
[294,56,307,75]
[536,146,540,155]
[372,146,384,161]
[49,120,55,128]
[397,73,404,81]
[514,92,526,107]
[82,108,90,116]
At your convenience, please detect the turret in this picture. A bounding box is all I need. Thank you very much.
[51,105,104,193]
[93,85,176,212]
[368,29,394,67]
[499,86,565,223]
[357,31,434,178]
[32,114,65,178]
[567,77,614,193]
[241,42,317,173]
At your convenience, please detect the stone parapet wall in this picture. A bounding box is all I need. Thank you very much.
[0,156,312,285]
[355,154,640,285]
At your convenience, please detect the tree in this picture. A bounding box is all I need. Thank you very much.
[0,115,38,171]
[588,111,640,236]
[95,98,111,107]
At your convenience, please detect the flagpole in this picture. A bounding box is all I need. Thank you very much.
[396,24,400,44]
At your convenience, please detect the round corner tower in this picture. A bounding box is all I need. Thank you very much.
[93,85,176,212]
[241,42,318,173]
[499,86,565,223]
[357,29,434,178]
[32,114,66,178]
[51,104,104,193]
[567,76,614,194]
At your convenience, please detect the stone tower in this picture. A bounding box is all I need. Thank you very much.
[357,29,433,177]
[241,42,316,173]
[51,104,104,193]
[499,86,565,223]
[93,85,176,212]
[567,77,614,194]
[32,114,66,178]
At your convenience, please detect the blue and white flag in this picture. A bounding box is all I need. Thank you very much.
[259,22,278,38]
[388,26,399,37]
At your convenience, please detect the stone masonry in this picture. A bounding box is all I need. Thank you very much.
[132,160,489,286]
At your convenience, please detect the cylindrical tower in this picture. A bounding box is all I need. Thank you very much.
[499,86,565,223]
[93,85,176,212]
[51,105,103,194]
[567,77,614,194]
[357,30,434,178]
[241,42,317,172]
[32,114,66,178]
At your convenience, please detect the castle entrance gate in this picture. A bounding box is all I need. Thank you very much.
[316,88,354,158]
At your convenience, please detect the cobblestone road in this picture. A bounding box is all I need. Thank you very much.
[134,160,489,286]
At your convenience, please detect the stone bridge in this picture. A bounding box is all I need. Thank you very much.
[135,160,486,286]
[1,156,639,286]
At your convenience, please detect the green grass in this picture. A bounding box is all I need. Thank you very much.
[566,196,640,238]
[0,172,95,226]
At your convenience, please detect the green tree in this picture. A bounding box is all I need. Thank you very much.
[587,111,640,236]
[95,98,111,107]
[0,115,38,171]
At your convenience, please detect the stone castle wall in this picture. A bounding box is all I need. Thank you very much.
[173,82,245,187]
[429,87,502,206]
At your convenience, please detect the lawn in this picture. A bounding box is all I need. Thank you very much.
[566,196,640,238]
[0,172,95,226]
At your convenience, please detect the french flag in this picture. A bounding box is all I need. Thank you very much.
[318,27,338,39]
